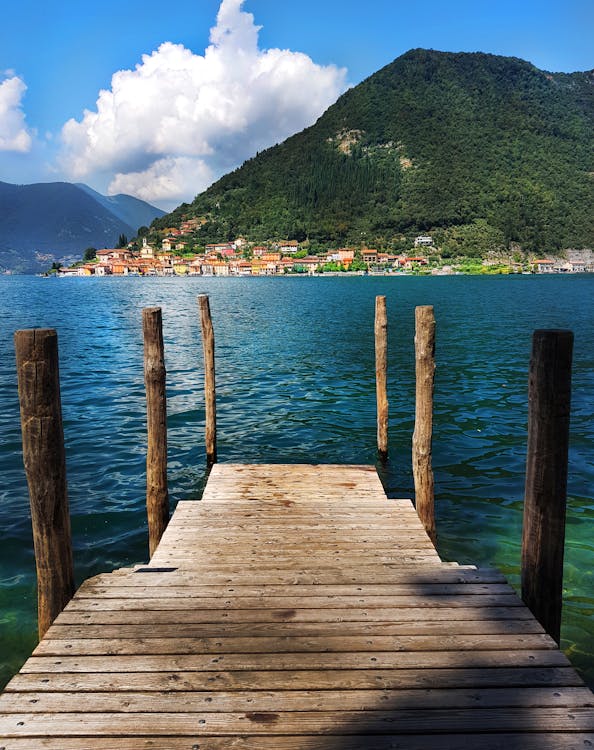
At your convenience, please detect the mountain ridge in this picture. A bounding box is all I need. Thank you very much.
[0,181,165,273]
[153,49,593,255]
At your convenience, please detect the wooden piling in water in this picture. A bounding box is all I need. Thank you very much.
[142,307,169,556]
[14,328,75,639]
[375,295,389,459]
[521,329,573,644]
[198,294,217,466]
[412,305,436,544]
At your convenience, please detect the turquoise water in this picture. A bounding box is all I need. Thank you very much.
[0,274,592,688]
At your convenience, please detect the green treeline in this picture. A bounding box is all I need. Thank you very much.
[153,50,594,255]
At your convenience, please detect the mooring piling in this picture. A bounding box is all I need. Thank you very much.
[374,295,389,459]
[198,294,217,466]
[14,328,75,639]
[412,305,436,544]
[142,307,170,556]
[521,329,573,644]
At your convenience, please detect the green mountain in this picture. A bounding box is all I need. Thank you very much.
[0,181,165,273]
[154,49,593,255]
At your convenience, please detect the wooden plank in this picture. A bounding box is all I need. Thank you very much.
[44,620,546,640]
[170,507,418,516]
[159,516,426,527]
[2,687,593,714]
[151,530,436,541]
[19,650,571,673]
[84,566,509,596]
[80,581,510,596]
[75,583,516,599]
[3,734,594,750]
[147,556,446,568]
[162,522,425,531]
[75,573,493,588]
[33,633,557,656]
[173,499,412,508]
[6,666,585,693]
[124,560,452,570]
[62,594,525,611]
[55,606,539,625]
[147,541,439,552]
[203,464,383,478]
[1,707,594,736]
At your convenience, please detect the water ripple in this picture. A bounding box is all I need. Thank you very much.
[0,274,592,688]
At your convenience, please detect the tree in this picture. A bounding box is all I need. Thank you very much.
[137,226,149,237]
[116,234,128,249]
[440,220,505,258]
[83,247,97,261]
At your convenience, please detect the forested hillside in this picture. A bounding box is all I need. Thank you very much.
[154,49,593,254]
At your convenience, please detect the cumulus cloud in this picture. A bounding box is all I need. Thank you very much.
[0,75,33,153]
[109,156,214,204]
[60,0,348,207]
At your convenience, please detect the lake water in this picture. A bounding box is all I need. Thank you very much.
[0,274,592,689]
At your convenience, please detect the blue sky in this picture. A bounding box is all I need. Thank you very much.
[1,0,592,209]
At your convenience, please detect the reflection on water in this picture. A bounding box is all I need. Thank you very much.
[0,274,592,687]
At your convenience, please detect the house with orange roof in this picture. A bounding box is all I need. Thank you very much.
[96,248,130,262]
[280,258,295,273]
[235,260,253,276]
[400,256,429,270]
[212,260,230,276]
[205,243,235,255]
[296,256,321,273]
[111,260,129,275]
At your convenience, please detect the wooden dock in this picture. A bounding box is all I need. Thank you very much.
[1,463,593,748]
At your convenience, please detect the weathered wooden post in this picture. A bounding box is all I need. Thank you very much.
[521,329,573,644]
[375,295,389,459]
[412,305,436,544]
[14,329,75,639]
[143,307,169,556]
[198,294,217,466]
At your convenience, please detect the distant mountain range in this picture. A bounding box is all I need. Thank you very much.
[0,182,165,273]
[154,49,593,256]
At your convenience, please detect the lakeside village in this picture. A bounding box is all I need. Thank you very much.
[53,228,594,278]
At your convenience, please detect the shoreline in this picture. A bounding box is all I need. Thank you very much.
[32,270,593,279]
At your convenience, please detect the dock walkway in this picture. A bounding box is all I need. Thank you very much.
[1,463,593,748]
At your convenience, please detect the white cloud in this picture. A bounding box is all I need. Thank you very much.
[109,156,214,204]
[0,76,33,153]
[60,0,348,206]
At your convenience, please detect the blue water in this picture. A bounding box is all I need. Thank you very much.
[0,274,592,687]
